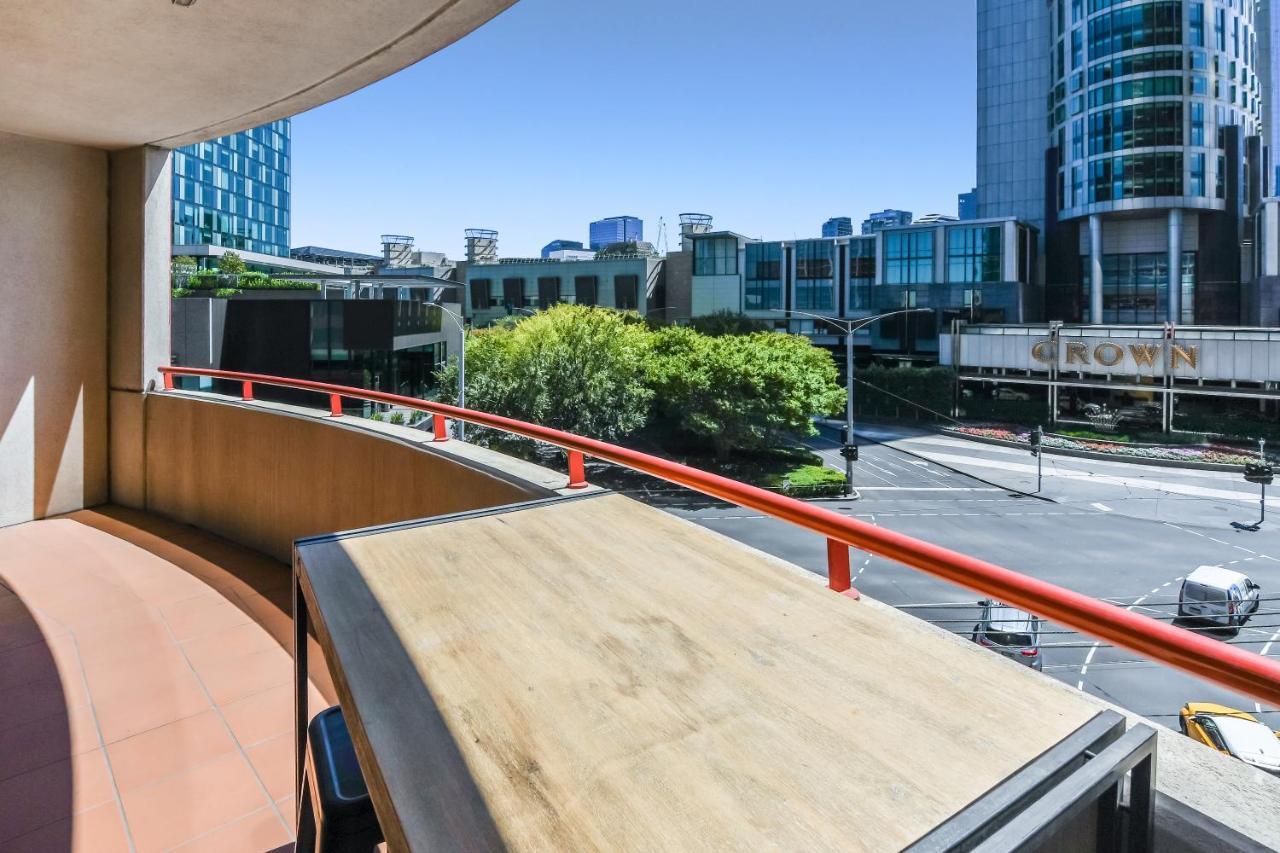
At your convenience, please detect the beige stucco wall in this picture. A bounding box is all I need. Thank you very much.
[144,394,560,562]
[0,132,108,526]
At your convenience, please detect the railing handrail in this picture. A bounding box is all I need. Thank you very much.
[157,365,1280,708]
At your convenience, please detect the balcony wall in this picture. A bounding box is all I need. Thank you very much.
[0,132,109,527]
[142,392,566,562]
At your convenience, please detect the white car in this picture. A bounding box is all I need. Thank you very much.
[1178,566,1261,629]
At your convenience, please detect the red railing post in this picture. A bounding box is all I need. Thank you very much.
[241,380,254,401]
[567,450,588,489]
[432,414,449,442]
[328,394,343,417]
[162,372,174,391]
[826,539,858,599]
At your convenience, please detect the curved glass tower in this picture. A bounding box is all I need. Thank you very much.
[980,0,1264,325]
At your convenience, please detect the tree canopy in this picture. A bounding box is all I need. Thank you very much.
[647,326,844,457]
[218,251,246,275]
[688,310,770,337]
[436,304,653,441]
[438,304,844,457]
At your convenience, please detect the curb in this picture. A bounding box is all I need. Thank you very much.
[941,429,1249,473]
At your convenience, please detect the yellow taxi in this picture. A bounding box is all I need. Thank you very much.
[1179,703,1280,776]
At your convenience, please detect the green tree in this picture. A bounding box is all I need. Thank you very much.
[648,327,844,458]
[218,251,246,275]
[435,303,653,441]
[689,310,769,337]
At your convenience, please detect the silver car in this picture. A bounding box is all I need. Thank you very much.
[971,601,1044,671]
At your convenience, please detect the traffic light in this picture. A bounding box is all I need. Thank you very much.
[1244,463,1274,485]
[1029,426,1043,457]
[840,445,859,461]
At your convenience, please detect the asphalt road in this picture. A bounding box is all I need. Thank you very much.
[613,427,1280,730]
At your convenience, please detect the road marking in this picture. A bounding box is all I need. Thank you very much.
[851,486,1003,492]
[1091,502,1112,512]
[1079,590,1155,690]
[1255,627,1280,713]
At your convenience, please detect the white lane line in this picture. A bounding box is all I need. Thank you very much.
[1255,627,1280,713]
[1078,591,1155,690]
[848,486,1004,492]
[1091,502,1113,512]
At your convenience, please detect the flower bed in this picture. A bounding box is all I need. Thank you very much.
[950,425,1259,466]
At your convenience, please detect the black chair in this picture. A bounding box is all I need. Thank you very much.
[296,705,383,853]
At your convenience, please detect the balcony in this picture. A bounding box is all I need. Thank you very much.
[2,373,1277,850]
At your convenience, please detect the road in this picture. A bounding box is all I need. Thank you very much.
[614,426,1280,730]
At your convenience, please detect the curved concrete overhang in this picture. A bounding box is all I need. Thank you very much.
[0,0,517,150]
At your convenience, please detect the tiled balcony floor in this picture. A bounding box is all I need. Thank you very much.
[0,507,332,852]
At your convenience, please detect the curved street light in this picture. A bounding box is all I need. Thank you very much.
[436,304,469,440]
[771,307,932,496]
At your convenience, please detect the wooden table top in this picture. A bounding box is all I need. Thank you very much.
[295,492,1097,852]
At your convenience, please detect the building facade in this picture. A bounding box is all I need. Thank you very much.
[687,218,1039,358]
[588,215,643,250]
[462,255,660,326]
[861,209,914,235]
[822,216,854,237]
[959,188,979,219]
[541,239,585,258]
[978,0,1264,327]
[172,119,291,257]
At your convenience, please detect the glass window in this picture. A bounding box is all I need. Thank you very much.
[1190,152,1206,196]
[1190,101,1204,145]
[693,236,738,276]
[1088,102,1182,155]
[744,242,782,311]
[1082,251,1195,323]
[848,239,875,310]
[1189,3,1204,46]
[884,231,935,285]
[614,274,639,310]
[1087,2,1182,61]
[1088,152,1183,202]
[947,226,1003,283]
[794,240,834,310]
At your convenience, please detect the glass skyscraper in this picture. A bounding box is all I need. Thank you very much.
[172,119,291,257]
[821,217,853,237]
[588,216,643,250]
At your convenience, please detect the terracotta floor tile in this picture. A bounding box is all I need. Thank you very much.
[81,641,192,699]
[0,800,130,853]
[180,620,282,672]
[0,635,68,690]
[197,644,293,707]
[74,612,175,668]
[162,593,253,642]
[221,683,294,748]
[275,794,297,837]
[167,805,291,853]
[91,666,212,745]
[0,677,82,729]
[0,702,99,782]
[121,751,273,853]
[246,732,295,801]
[105,708,239,793]
[0,749,116,843]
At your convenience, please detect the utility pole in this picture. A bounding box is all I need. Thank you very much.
[1241,439,1273,530]
[771,306,931,498]
[1030,425,1043,493]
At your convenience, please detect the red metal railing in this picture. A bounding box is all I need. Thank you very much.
[158,366,1280,708]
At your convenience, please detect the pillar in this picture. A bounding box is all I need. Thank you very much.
[1089,214,1103,324]
[1167,208,1183,324]
[108,145,172,508]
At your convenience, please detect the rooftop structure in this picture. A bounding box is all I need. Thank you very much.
[861,208,914,235]
[589,215,643,250]
[289,245,382,268]
[465,228,499,264]
[822,216,854,238]
[540,239,584,258]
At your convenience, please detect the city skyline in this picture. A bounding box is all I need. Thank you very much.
[289,0,977,259]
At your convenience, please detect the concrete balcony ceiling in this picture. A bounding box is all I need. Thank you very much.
[0,0,516,149]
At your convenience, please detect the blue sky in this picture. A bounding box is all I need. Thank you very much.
[290,0,976,259]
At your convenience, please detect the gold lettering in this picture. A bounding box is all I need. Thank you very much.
[1031,340,1057,363]
[1065,341,1090,364]
[1128,343,1161,368]
[1171,344,1199,370]
[1094,342,1124,366]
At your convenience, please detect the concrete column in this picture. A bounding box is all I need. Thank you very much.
[1167,208,1183,324]
[108,145,172,508]
[1088,214,1104,323]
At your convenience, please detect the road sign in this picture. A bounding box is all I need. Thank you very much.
[1244,463,1274,485]
[840,445,859,462]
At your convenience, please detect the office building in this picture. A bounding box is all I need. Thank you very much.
[686,218,1038,359]
[588,215,643,250]
[977,0,1263,325]
[822,216,854,237]
[958,188,979,220]
[172,119,291,257]
[541,239,585,258]
[463,254,659,326]
[861,209,913,234]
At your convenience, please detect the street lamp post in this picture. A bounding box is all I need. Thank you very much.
[437,305,468,440]
[771,307,932,496]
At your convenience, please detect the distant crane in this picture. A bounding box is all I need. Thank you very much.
[655,216,669,255]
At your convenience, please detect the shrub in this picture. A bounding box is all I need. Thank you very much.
[388,412,406,426]
[218,251,246,275]
[689,310,770,337]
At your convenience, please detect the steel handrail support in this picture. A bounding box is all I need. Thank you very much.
[158,365,1280,708]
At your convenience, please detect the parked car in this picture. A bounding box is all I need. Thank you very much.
[992,387,1031,401]
[1178,565,1261,629]
[1179,703,1280,776]
[971,601,1043,670]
